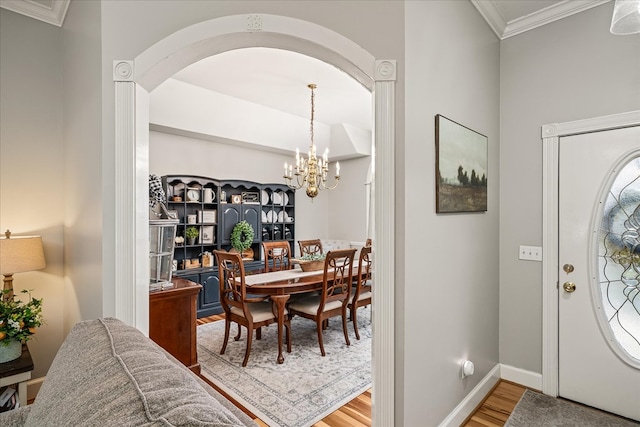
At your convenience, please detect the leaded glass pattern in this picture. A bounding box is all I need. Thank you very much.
[597,156,640,363]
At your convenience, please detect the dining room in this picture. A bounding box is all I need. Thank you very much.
[148,47,374,427]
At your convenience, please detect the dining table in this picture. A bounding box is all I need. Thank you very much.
[240,264,367,364]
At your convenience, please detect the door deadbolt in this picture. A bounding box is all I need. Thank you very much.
[563,264,574,274]
[563,281,576,293]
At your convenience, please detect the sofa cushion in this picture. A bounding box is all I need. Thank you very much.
[24,318,248,426]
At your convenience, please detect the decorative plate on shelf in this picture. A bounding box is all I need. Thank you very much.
[272,191,282,206]
[282,193,289,206]
[261,211,268,223]
[278,211,284,222]
[261,190,269,205]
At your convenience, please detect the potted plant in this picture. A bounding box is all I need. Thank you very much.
[185,226,199,245]
[294,253,326,271]
[0,289,43,363]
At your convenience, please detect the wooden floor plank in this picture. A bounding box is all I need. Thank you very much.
[463,381,527,427]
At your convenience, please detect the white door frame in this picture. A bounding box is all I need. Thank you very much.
[541,110,640,396]
[112,14,396,426]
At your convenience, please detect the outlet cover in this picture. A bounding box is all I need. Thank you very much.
[519,245,542,261]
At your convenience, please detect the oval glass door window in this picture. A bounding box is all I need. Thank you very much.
[595,154,640,366]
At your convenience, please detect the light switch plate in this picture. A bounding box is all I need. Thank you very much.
[519,245,542,261]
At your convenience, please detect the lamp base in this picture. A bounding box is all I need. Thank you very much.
[2,274,14,302]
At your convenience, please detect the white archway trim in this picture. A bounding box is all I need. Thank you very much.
[135,14,374,92]
[541,110,640,396]
[113,14,396,427]
[373,59,396,427]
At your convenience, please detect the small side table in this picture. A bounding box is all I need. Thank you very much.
[0,344,34,408]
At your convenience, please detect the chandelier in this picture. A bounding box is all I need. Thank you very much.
[284,84,340,199]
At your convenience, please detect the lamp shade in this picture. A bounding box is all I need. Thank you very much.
[610,0,640,35]
[0,235,46,275]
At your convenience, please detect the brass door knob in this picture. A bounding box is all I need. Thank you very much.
[563,264,574,274]
[563,282,576,293]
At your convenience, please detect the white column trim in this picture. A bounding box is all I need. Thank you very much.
[541,110,640,396]
[113,61,150,333]
[113,78,137,326]
[373,59,396,427]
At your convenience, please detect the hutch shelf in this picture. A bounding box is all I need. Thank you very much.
[162,175,295,318]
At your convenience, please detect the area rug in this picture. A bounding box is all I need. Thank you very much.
[505,389,639,427]
[197,309,372,427]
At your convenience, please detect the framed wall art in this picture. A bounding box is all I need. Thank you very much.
[435,114,488,213]
[200,225,215,244]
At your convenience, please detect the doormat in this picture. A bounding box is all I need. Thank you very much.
[505,389,639,426]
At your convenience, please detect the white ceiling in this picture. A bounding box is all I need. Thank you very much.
[171,48,372,131]
[1,0,611,142]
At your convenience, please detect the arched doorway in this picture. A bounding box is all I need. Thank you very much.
[112,14,396,426]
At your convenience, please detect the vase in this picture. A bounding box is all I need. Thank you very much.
[0,339,22,363]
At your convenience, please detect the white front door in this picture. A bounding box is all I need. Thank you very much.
[558,125,640,421]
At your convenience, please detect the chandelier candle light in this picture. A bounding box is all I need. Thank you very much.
[284,84,340,199]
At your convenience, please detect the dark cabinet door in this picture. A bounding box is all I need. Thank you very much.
[221,205,241,243]
[198,271,222,317]
[242,205,260,241]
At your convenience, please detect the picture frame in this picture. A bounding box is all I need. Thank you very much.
[201,225,215,244]
[166,210,179,220]
[435,114,488,213]
[231,194,242,204]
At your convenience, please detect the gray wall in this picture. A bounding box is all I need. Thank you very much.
[62,0,103,335]
[0,9,66,386]
[327,156,371,243]
[499,2,640,373]
[405,1,500,424]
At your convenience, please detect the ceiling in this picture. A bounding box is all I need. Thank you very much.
[1,0,611,147]
[171,48,373,131]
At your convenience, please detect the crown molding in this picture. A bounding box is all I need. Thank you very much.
[470,0,507,39]
[472,0,610,40]
[0,0,70,27]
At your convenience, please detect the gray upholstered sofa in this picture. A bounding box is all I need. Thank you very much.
[0,317,256,426]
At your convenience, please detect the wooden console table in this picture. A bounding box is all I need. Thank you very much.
[149,278,202,375]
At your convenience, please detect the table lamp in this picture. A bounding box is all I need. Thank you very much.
[0,230,46,302]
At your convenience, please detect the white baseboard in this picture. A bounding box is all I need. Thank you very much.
[439,364,501,427]
[500,364,542,390]
[27,376,45,401]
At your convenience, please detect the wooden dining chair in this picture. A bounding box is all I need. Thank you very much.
[348,245,372,340]
[298,239,323,257]
[214,250,290,367]
[287,248,357,356]
[262,241,292,272]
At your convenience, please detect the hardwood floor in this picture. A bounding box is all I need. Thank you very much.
[196,315,525,427]
[463,380,527,427]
